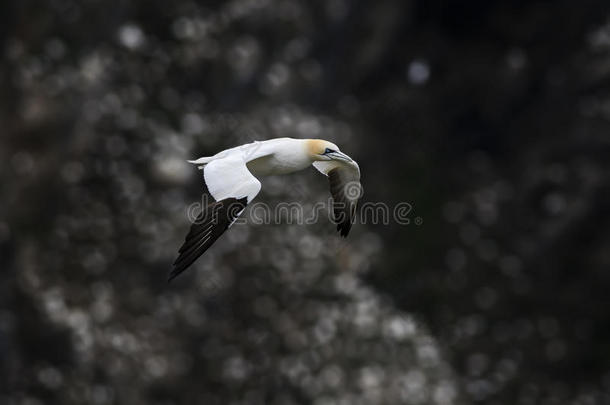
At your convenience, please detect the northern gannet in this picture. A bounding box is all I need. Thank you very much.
[169,137,362,281]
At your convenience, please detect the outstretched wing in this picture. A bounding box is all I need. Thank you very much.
[313,159,362,237]
[169,155,261,281]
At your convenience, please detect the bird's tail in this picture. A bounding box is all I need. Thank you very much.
[187,157,214,170]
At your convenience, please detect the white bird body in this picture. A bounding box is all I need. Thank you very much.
[170,137,362,281]
[247,139,314,176]
[190,138,331,176]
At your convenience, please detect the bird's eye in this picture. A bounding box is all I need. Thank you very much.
[324,148,335,154]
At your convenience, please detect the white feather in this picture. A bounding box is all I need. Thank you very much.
[203,155,262,203]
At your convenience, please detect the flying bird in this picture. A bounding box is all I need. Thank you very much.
[169,137,362,281]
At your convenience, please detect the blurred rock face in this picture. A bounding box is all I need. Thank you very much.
[2,1,610,404]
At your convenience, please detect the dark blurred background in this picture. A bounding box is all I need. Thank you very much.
[3,1,610,404]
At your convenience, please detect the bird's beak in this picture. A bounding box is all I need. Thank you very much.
[329,151,353,162]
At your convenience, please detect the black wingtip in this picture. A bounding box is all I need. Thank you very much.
[337,222,351,237]
[168,196,249,284]
[168,254,199,283]
[167,268,181,283]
